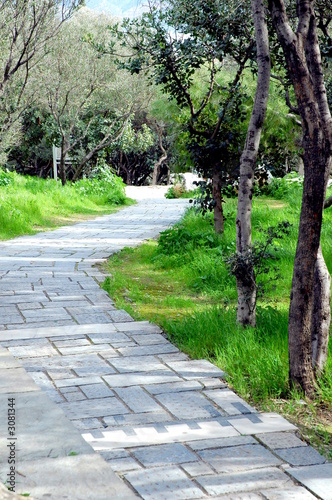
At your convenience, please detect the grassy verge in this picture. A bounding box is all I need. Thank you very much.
[0,169,133,240]
[102,175,332,459]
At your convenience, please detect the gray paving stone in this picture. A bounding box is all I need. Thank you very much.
[198,444,282,473]
[108,456,143,472]
[107,309,134,322]
[0,367,41,393]
[229,413,297,435]
[55,376,102,388]
[109,355,167,373]
[80,383,114,399]
[165,359,225,379]
[64,390,87,402]
[274,445,326,466]
[114,321,163,334]
[257,431,307,449]
[189,436,258,451]
[155,391,225,419]
[125,466,205,499]
[59,396,130,419]
[260,487,317,499]
[196,468,290,496]
[118,343,179,357]
[132,443,198,467]
[103,370,183,387]
[56,343,117,356]
[72,417,105,430]
[287,464,332,500]
[8,341,58,359]
[88,331,131,344]
[204,389,257,416]
[114,387,163,413]
[52,337,91,348]
[145,380,203,395]
[131,333,169,345]
[181,461,215,477]
[104,411,173,427]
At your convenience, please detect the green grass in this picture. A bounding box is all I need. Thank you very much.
[0,169,132,240]
[102,174,332,458]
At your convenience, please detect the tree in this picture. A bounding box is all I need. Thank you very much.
[112,0,255,232]
[235,0,271,326]
[35,9,147,184]
[0,0,82,161]
[268,0,332,395]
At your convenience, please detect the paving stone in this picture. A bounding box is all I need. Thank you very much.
[0,347,21,368]
[229,413,298,435]
[104,411,173,427]
[103,370,183,387]
[108,355,166,373]
[80,383,114,399]
[87,332,131,344]
[114,321,163,334]
[198,444,282,473]
[204,389,257,416]
[196,468,290,496]
[52,338,91,348]
[107,309,134,322]
[189,436,258,451]
[56,343,117,356]
[274,446,326,466]
[257,432,307,449]
[114,387,163,413]
[199,378,227,389]
[55,376,102,388]
[74,313,114,324]
[132,443,198,467]
[145,380,203,395]
[64,390,87,402]
[125,466,205,499]
[59,396,130,419]
[181,461,215,477]
[72,417,105,430]
[287,464,332,500]
[118,343,179,357]
[131,333,169,345]
[260,487,317,499]
[108,456,143,472]
[46,367,77,380]
[165,359,225,379]
[155,391,225,419]
[21,308,71,320]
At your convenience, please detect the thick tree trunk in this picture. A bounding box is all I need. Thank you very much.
[311,246,331,372]
[270,0,332,395]
[212,167,224,234]
[235,0,271,326]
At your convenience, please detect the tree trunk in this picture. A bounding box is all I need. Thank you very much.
[311,246,331,373]
[152,131,167,186]
[235,0,271,326]
[59,137,69,186]
[212,167,224,234]
[270,0,332,395]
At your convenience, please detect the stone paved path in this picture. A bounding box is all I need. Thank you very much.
[0,186,331,499]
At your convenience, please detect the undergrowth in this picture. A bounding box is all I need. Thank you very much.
[0,169,130,239]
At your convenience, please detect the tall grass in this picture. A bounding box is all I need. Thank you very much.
[0,169,128,239]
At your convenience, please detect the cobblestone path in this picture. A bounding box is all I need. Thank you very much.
[0,187,331,499]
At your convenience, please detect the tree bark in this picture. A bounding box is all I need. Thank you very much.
[152,130,167,186]
[212,167,224,234]
[235,0,271,326]
[269,0,332,395]
[311,246,331,372]
[59,137,69,186]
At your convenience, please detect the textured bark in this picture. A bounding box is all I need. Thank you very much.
[212,168,224,234]
[59,137,69,186]
[152,131,167,186]
[270,0,332,395]
[235,0,271,326]
[311,246,331,372]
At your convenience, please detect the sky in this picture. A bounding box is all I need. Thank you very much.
[85,0,146,18]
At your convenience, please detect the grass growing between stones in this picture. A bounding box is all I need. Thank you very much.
[103,178,332,459]
[0,169,131,239]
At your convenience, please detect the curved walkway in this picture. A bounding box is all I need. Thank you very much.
[0,187,330,499]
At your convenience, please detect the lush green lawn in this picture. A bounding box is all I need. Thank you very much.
[102,175,332,459]
[0,169,131,240]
